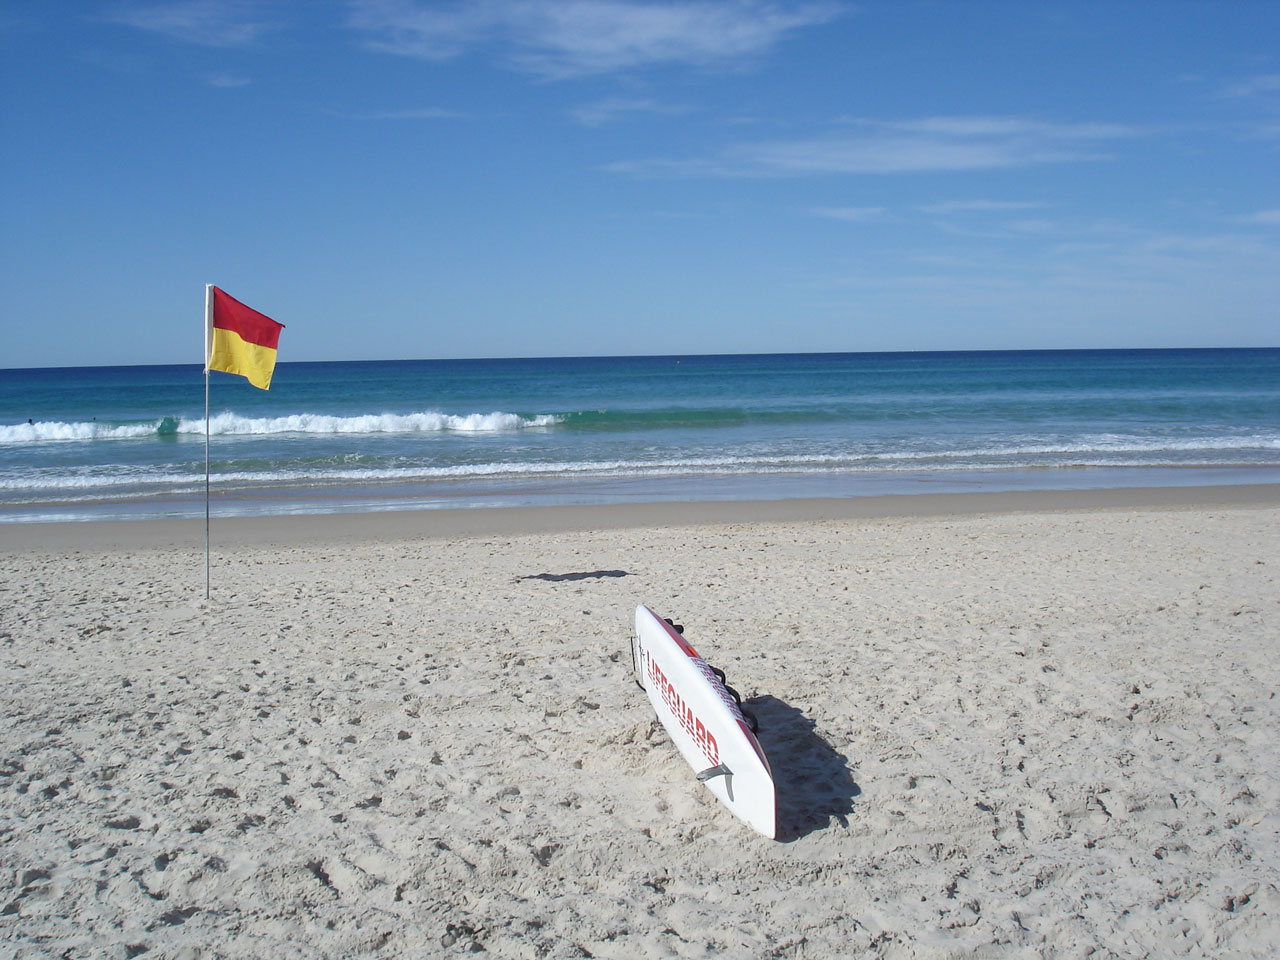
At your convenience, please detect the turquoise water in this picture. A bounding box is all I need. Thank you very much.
[1,349,1277,522]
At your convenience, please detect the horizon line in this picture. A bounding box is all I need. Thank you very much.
[3,344,1278,374]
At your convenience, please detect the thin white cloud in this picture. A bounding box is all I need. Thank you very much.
[811,206,884,222]
[207,72,251,87]
[931,221,1025,241]
[918,200,1047,215]
[878,116,1139,140]
[571,97,690,126]
[1113,232,1280,284]
[612,115,1143,177]
[348,0,843,77]
[105,0,280,47]
[1240,208,1280,225]
[1222,74,1280,98]
[1004,218,1055,234]
[812,227,1280,316]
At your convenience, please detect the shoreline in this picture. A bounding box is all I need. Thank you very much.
[4,463,1277,529]
[3,482,1278,551]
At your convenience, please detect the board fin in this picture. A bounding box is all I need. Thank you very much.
[697,763,735,800]
[630,631,645,690]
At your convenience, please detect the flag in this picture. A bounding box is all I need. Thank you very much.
[205,285,285,390]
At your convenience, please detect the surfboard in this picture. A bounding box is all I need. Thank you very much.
[631,604,776,838]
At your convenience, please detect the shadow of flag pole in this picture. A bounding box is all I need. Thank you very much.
[202,284,285,600]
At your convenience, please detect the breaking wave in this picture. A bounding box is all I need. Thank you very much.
[0,410,562,443]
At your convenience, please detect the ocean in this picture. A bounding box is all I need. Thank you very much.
[1,349,1277,523]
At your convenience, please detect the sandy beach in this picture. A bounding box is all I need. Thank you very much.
[2,486,1278,958]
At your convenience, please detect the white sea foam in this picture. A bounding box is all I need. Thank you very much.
[185,411,562,436]
[0,410,562,443]
[4,436,1278,499]
[0,421,164,443]
[863,435,1280,460]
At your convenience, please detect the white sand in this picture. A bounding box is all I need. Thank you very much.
[2,492,1278,958]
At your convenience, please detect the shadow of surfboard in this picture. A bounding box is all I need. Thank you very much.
[746,695,859,842]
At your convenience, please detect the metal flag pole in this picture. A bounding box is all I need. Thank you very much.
[204,284,214,600]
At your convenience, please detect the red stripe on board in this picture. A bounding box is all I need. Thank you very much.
[648,606,701,659]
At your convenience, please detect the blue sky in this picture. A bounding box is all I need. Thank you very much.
[2,0,1277,367]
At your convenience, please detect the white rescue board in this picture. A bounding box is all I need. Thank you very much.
[631,604,776,838]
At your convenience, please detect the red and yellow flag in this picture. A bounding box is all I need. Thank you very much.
[205,286,284,390]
